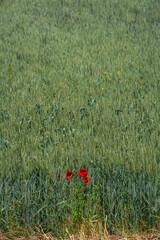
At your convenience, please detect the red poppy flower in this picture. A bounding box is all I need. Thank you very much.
[78,169,88,177]
[56,174,61,179]
[83,175,91,183]
[66,170,74,180]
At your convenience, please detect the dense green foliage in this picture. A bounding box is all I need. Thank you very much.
[0,0,160,237]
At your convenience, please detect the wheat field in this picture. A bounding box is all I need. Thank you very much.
[0,0,160,238]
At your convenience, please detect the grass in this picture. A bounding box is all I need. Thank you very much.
[0,0,160,238]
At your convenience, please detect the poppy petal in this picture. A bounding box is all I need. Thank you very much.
[78,169,88,177]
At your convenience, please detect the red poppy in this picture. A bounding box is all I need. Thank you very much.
[83,175,91,183]
[78,169,88,177]
[66,170,74,180]
[56,174,61,179]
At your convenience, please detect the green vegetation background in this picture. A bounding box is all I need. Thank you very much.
[0,0,160,238]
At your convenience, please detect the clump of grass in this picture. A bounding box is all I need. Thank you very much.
[0,165,159,237]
